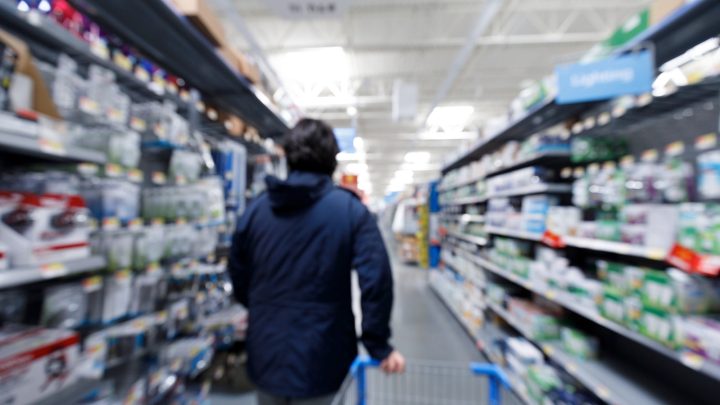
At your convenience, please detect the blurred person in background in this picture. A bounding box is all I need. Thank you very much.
[228,118,405,405]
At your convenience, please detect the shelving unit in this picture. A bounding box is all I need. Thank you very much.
[486,302,685,405]
[0,113,107,163]
[0,256,107,290]
[475,256,720,382]
[485,227,542,242]
[445,231,488,246]
[69,0,289,137]
[488,183,572,199]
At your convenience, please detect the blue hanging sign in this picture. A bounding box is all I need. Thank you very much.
[556,51,655,104]
[334,127,356,153]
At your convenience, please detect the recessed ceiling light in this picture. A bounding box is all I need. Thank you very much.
[346,106,358,117]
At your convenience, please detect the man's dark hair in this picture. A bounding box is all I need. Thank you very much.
[282,118,339,175]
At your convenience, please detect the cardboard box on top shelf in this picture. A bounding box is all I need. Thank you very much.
[650,0,686,25]
[217,45,261,85]
[0,29,60,119]
[169,0,226,46]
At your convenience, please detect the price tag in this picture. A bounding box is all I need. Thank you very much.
[542,345,554,355]
[541,230,566,248]
[105,164,123,178]
[583,116,596,130]
[680,352,705,370]
[82,276,103,291]
[41,262,67,277]
[636,93,653,107]
[571,122,584,134]
[176,218,187,226]
[127,169,143,183]
[597,112,611,126]
[152,172,167,185]
[130,117,147,132]
[38,138,66,155]
[77,163,99,176]
[134,67,151,83]
[641,149,659,163]
[545,290,557,300]
[695,133,717,151]
[175,175,187,185]
[596,386,611,400]
[79,97,100,115]
[566,362,578,373]
[146,262,161,275]
[611,105,627,118]
[647,248,667,261]
[151,218,165,227]
[620,155,635,169]
[115,269,131,281]
[106,107,123,123]
[103,217,120,230]
[665,141,685,157]
[128,218,143,230]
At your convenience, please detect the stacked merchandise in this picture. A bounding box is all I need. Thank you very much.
[0,1,270,403]
[437,2,720,404]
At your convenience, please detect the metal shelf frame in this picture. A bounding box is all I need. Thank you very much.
[0,256,107,290]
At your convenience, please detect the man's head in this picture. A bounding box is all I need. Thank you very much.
[282,118,339,176]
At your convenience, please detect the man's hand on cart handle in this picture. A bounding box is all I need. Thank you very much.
[380,350,406,374]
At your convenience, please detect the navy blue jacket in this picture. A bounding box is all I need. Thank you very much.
[228,171,394,398]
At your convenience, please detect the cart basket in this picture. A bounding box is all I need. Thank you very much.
[331,356,516,405]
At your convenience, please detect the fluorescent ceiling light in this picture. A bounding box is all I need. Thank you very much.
[346,162,369,173]
[401,162,441,171]
[427,105,475,130]
[404,151,431,164]
[272,47,350,83]
[346,106,358,117]
[393,170,414,182]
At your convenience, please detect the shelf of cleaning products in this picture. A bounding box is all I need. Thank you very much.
[441,214,486,223]
[485,227,543,242]
[487,302,684,405]
[446,231,488,247]
[0,113,107,164]
[0,256,107,290]
[473,256,720,383]
[0,2,186,107]
[442,0,720,175]
[69,0,289,137]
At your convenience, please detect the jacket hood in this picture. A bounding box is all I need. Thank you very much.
[266,171,334,210]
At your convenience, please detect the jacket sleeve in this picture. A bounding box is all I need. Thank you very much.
[352,202,394,361]
[228,210,252,307]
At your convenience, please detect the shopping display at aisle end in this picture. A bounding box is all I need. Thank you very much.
[424,1,720,405]
[0,0,288,403]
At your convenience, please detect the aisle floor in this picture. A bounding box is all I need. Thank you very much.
[211,257,482,404]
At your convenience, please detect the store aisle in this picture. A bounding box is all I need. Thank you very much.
[212,254,482,405]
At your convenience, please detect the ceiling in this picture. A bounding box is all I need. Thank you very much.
[211,0,651,199]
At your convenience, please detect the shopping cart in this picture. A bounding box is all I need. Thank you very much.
[331,356,518,405]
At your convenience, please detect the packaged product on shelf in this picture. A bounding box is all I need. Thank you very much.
[0,38,18,111]
[0,290,27,323]
[41,282,88,329]
[679,316,720,365]
[129,272,163,315]
[102,270,133,323]
[79,177,140,223]
[570,137,628,163]
[72,128,141,168]
[508,298,562,340]
[0,171,80,195]
[662,154,694,203]
[600,286,625,323]
[0,192,91,267]
[505,337,544,378]
[525,364,563,405]
[624,295,643,331]
[97,229,134,271]
[697,149,720,199]
[164,337,215,377]
[132,225,165,271]
[561,326,599,359]
[169,150,204,184]
[545,206,581,237]
[639,268,720,314]
[36,54,81,119]
[639,306,680,346]
[0,327,81,405]
[676,203,720,256]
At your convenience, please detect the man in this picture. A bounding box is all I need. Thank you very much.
[229,118,405,405]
